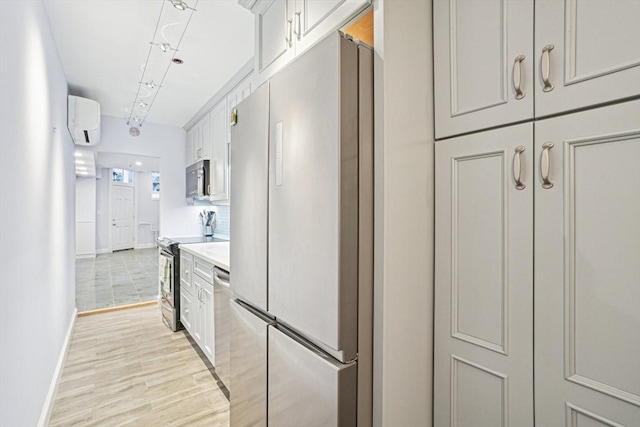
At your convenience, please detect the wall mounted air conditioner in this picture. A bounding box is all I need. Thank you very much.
[68,95,101,145]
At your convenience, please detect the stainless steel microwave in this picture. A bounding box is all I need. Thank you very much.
[186,160,210,199]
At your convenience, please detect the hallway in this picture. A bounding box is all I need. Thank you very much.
[75,248,158,312]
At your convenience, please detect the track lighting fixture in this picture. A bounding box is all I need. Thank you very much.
[126,0,199,130]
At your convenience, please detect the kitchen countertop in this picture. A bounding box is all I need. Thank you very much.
[179,241,230,272]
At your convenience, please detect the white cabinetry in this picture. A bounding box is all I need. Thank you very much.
[185,115,211,167]
[252,0,370,84]
[534,100,640,427]
[434,123,534,426]
[434,0,640,139]
[179,252,216,365]
[209,101,228,202]
[434,100,640,426]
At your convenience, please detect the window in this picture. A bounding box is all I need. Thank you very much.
[112,168,134,184]
[151,172,160,200]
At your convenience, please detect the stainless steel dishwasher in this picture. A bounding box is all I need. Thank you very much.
[213,266,231,389]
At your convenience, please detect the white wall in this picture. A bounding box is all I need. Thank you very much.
[85,115,202,238]
[0,2,77,425]
[373,1,434,426]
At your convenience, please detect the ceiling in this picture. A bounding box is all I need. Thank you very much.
[44,0,254,129]
[97,153,161,173]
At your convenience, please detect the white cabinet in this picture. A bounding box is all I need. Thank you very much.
[252,0,370,85]
[534,0,640,118]
[534,100,640,427]
[226,77,252,143]
[195,275,215,363]
[185,115,212,167]
[434,123,534,427]
[180,251,194,295]
[179,252,216,365]
[434,100,640,426]
[180,287,194,334]
[434,0,640,139]
[209,100,228,202]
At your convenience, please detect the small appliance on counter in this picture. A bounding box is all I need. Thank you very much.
[199,210,216,237]
[157,235,228,331]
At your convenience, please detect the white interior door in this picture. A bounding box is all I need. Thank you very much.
[111,184,134,251]
[534,100,640,426]
[434,123,534,426]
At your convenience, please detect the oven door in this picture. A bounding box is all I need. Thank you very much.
[159,250,174,306]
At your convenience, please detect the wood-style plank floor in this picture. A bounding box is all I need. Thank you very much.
[49,304,229,426]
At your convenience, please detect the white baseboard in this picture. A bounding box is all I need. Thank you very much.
[37,307,77,427]
[135,243,156,250]
[96,248,112,255]
[75,253,96,260]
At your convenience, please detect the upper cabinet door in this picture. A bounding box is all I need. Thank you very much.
[535,0,640,118]
[434,0,534,139]
[294,0,370,53]
[534,100,640,427]
[198,114,211,160]
[254,0,296,85]
[209,101,228,201]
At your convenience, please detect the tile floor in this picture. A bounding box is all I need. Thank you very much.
[75,248,159,312]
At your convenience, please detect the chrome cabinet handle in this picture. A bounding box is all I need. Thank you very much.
[294,12,301,41]
[541,44,555,92]
[285,19,293,48]
[541,142,554,189]
[513,146,526,190]
[513,55,526,100]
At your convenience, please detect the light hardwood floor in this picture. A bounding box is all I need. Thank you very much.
[49,304,229,426]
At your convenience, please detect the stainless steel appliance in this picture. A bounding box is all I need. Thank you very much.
[213,266,231,388]
[157,236,227,331]
[229,32,373,426]
[186,159,210,199]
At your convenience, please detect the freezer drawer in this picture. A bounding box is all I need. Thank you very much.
[268,325,357,427]
[230,300,272,427]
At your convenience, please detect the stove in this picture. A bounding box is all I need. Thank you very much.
[157,236,228,331]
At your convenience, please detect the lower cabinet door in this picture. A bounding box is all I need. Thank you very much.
[534,100,640,426]
[434,123,534,426]
[268,325,357,427]
[180,289,193,334]
[200,280,215,365]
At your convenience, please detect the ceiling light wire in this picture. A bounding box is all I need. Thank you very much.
[137,0,199,128]
[126,0,166,126]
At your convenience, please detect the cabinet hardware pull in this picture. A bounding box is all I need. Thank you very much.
[513,55,526,100]
[541,142,554,189]
[294,12,301,41]
[285,19,293,48]
[513,146,526,190]
[541,44,555,92]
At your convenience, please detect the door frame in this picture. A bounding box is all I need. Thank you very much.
[108,170,137,252]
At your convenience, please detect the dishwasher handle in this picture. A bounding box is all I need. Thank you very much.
[213,267,230,287]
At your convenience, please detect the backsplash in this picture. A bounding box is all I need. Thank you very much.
[214,205,230,238]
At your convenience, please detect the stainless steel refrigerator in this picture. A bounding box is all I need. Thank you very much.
[230,32,373,427]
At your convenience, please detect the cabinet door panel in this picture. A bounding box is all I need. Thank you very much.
[434,0,534,138]
[201,281,215,364]
[434,123,534,426]
[180,289,193,334]
[199,114,210,160]
[255,0,295,84]
[535,0,640,117]
[209,101,228,201]
[534,100,640,427]
[295,0,370,54]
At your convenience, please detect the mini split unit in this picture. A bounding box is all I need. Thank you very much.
[67,95,101,146]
